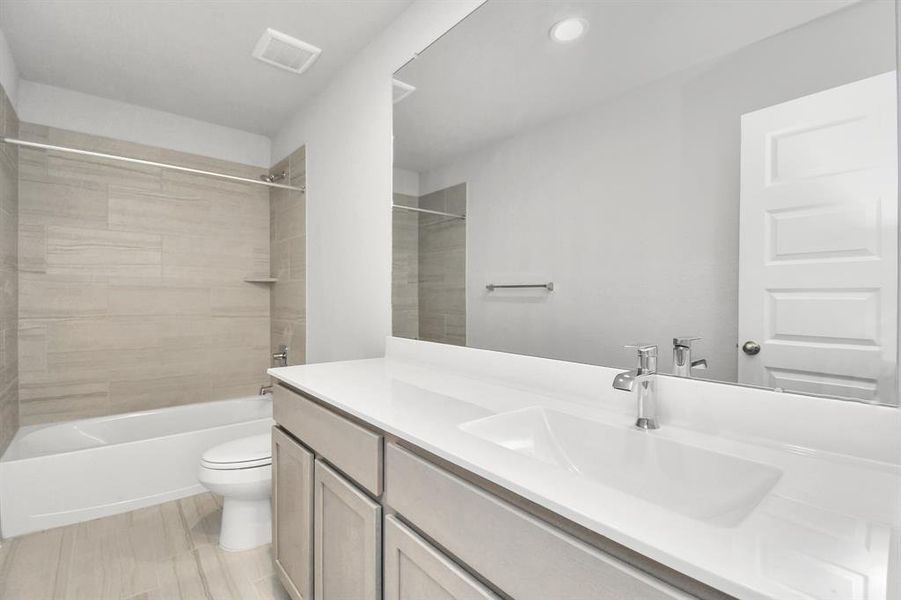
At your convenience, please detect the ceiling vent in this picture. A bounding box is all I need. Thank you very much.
[252,28,321,75]
[392,79,416,104]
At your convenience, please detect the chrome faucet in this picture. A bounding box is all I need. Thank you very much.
[613,344,659,430]
[672,336,707,378]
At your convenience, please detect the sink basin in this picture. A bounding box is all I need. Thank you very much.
[459,407,781,527]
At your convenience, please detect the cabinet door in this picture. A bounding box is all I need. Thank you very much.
[272,427,314,600]
[314,459,382,600]
[384,516,499,600]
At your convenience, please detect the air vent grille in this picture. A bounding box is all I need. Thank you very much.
[252,28,321,75]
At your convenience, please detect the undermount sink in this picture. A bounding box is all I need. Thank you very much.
[459,407,781,527]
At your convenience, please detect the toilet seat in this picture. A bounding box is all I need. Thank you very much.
[200,433,271,470]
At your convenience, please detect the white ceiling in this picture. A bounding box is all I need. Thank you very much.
[394,0,860,172]
[0,0,413,136]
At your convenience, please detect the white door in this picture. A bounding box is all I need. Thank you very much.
[738,71,898,404]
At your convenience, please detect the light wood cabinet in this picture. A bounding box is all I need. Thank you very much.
[314,459,382,600]
[384,515,499,600]
[273,382,716,600]
[272,426,314,600]
[274,384,383,495]
[386,443,694,600]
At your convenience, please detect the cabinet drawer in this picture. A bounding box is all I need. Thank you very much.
[386,443,693,600]
[385,515,499,600]
[274,384,382,495]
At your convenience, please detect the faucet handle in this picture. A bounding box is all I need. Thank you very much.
[625,343,658,355]
[625,343,657,373]
[673,336,702,348]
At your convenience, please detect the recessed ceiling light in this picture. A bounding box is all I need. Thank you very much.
[549,17,588,44]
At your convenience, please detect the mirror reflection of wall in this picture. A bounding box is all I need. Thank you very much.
[392,0,898,405]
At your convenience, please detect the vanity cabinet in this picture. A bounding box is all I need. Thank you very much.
[384,515,498,600]
[273,384,383,495]
[313,459,382,600]
[272,426,314,600]
[273,382,715,600]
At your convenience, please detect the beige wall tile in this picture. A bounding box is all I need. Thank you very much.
[109,187,209,235]
[271,189,305,241]
[109,374,212,414]
[18,224,46,273]
[107,281,210,317]
[269,146,306,367]
[18,380,110,425]
[210,285,269,317]
[19,273,109,319]
[42,316,210,353]
[44,345,209,386]
[209,316,270,349]
[21,149,162,193]
[18,177,108,229]
[288,235,305,281]
[392,193,420,340]
[17,124,273,424]
[161,234,257,281]
[0,83,17,454]
[270,239,291,280]
[45,225,162,278]
[17,321,47,374]
[0,377,19,455]
[271,280,305,322]
[418,185,466,346]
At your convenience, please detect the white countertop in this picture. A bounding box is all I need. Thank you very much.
[269,340,901,600]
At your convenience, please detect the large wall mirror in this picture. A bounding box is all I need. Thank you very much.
[392,0,900,406]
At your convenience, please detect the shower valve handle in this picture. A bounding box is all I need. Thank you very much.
[272,345,289,366]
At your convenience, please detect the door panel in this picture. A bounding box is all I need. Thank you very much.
[384,515,499,600]
[314,459,381,600]
[272,426,314,600]
[738,71,898,403]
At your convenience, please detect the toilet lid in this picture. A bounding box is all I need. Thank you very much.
[201,433,271,470]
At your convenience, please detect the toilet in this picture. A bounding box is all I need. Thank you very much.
[198,432,272,552]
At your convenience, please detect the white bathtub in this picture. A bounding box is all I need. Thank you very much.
[0,396,273,538]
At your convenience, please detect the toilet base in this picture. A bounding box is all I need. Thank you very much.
[219,497,272,552]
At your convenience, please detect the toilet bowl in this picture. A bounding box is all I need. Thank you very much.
[198,432,272,551]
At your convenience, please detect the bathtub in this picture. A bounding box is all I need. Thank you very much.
[0,396,273,538]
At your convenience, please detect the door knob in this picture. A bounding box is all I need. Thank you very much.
[742,341,761,356]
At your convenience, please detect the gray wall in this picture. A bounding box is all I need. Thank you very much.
[270,147,307,366]
[420,0,895,379]
[0,81,19,454]
[17,124,272,424]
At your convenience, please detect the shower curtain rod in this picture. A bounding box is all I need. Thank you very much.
[392,204,466,220]
[0,137,305,192]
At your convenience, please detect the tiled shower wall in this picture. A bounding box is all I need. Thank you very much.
[392,192,419,340]
[0,84,19,453]
[269,147,306,366]
[391,183,466,346]
[17,124,271,424]
[418,183,466,346]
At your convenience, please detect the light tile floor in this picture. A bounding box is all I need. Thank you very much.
[0,493,288,600]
